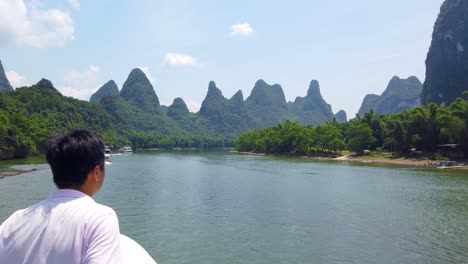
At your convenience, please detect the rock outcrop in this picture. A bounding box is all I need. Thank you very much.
[358,76,422,116]
[90,80,119,103]
[167,97,189,120]
[335,110,347,122]
[199,81,228,121]
[245,79,291,129]
[120,68,160,113]
[0,60,13,93]
[225,90,250,131]
[289,80,334,125]
[421,0,468,105]
[199,81,250,134]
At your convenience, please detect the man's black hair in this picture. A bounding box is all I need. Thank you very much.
[46,129,105,189]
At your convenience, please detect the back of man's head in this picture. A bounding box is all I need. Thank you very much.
[46,129,105,189]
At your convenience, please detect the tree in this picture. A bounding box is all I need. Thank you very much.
[315,124,343,153]
[450,95,468,157]
[346,123,375,155]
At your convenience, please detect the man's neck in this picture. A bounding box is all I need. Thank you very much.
[70,186,95,197]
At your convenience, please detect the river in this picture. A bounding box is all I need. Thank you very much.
[1,150,467,263]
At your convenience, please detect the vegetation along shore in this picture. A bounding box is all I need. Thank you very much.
[234,93,468,169]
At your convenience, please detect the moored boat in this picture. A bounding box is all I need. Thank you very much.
[105,146,112,164]
[119,145,133,154]
[437,160,458,169]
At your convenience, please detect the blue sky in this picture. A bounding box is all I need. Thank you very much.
[0,0,444,118]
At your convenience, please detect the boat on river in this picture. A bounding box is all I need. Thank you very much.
[119,146,133,154]
[105,146,112,164]
[437,160,458,169]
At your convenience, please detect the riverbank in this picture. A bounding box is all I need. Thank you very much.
[0,168,39,179]
[139,147,234,151]
[234,151,468,170]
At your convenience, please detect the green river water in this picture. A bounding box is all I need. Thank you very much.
[1,150,467,263]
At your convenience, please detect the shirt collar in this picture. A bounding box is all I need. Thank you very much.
[50,189,89,199]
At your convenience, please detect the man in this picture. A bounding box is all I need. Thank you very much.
[0,129,121,263]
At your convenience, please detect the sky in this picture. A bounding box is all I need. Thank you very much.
[0,0,444,118]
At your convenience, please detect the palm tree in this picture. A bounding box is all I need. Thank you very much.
[451,96,468,157]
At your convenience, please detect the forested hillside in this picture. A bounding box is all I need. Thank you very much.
[0,79,230,159]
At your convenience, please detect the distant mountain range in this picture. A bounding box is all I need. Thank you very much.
[87,71,344,138]
[90,70,425,136]
[1,0,466,141]
[95,0,466,129]
[0,58,428,140]
[357,76,423,116]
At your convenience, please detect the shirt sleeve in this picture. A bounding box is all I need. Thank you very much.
[82,213,122,264]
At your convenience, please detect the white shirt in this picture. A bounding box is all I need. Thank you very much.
[0,189,121,264]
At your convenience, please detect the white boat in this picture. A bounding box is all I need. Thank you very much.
[119,145,133,154]
[436,160,457,169]
[120,234,157,263]
[436,160,465,169]
[105,146,112,164]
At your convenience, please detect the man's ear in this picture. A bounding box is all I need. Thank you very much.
[91,165,101,182]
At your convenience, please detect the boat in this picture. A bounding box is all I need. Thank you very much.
[105,146,112,164]
[120,234,157,263]
[119,145,133,154]
[437,160,458,169]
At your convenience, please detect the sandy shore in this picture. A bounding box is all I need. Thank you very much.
[330,155,440,166]
[0,168,39,179]
[235,151,468,170]
[341,157,468,170]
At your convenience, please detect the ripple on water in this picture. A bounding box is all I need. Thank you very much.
[1,151,468,264]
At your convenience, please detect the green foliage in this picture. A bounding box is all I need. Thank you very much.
[119,69,161,114]
[89,80,119,104]
[450,94,468,157]
[2,78,468,160]
[0,80,234,160]
[346,123,375,154]
[236,94,468,158]
[167,98,189,120]
[197,83,250,138]
[315,124,343,152]
[245,80,293,129]
[235,120,340,155]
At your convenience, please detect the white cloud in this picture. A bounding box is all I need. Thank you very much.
[67,0,80,9]
[61,65,101,100]
[0,0,74,48]
[230,23,254,37]
[6,70,29,88]
[186,100,201,112]
[138,66,156,84]
[163,53,200,67]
